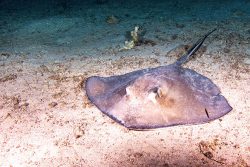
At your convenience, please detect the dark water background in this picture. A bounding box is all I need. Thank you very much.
[1,0,249,19]
[0,0,249,55]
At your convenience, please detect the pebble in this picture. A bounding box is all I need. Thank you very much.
[74,126,84,139]
[243,57,250,65]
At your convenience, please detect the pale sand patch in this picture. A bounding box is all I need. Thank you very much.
[0,41,249,166]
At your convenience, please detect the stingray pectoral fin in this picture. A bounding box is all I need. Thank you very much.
[86,76,127,112]
[204,94,232,120]
[181,68,232,123]
[85,76,108,98]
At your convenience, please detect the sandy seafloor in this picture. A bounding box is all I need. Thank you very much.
[0,0,250,166]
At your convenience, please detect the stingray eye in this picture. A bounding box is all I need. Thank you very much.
[147,87,159,104]
[150,87,158,93]
[154,87,165,98]
[148,87,159,95]
[157,88,164,98]
[148,87,163,98]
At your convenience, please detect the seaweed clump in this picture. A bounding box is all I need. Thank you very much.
[0,74,17,83]
[122,26,145,50]
[106,15,119,24]
[121,25,155,51]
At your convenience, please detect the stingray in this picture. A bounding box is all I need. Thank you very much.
[85,29,232,129]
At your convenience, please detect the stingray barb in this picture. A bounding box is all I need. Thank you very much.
[175,28,217,66]
[85,29,232,130]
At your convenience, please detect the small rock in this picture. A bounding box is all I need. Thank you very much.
[49,102,58,108]
[171,34,178,40]
[243,57,250,65]
[0,52,11,61]
[0,74,17,82]
[204,151,213,159]
[175,23,185,28]
[223,48,230,53]
[74,126,84,138]
[106,15,119,24]
[247,29,250,34]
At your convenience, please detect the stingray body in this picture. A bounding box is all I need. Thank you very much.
[85,29,232,129]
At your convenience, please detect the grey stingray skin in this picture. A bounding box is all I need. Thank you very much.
[85,29,232,129]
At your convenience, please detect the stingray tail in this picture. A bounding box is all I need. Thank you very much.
[175,28,216,66]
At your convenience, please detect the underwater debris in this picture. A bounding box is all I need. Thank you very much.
[121,25,149,50]
[175,23,185,28]
[243,56,250,65]
[130,26,141,44]
[124,26,142,49]
[0,52,11,61]
[0,74,17,83]
[223,48,230,53]
[5,95,29,111]
[74,125,85,139]
[123,40,135,50]
[231,9,246,17]
[198,140,225,165]
[106,15,119,24]
[48,102,58,108]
